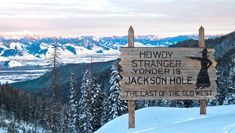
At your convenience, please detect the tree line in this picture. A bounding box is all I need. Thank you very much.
[0,62,127,133]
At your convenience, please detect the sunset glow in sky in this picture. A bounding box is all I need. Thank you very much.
[0,0,235,37]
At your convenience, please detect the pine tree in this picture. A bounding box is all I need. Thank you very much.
[101,92,108,125]
[61,103,70,133]
[79,70,94,133]
[68,73,79,133]
[48,43,62,101]
[106,64,127,121]
[46,43,63,133]
[92,83,104,131]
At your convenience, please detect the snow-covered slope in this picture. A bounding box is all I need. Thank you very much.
[96,105,235,133]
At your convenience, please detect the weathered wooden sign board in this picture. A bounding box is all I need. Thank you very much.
[120,47,217,100]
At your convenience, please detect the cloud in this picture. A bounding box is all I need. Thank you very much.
[0,0,234,36]
[0,0,167,19]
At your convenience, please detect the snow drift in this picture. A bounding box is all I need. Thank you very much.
[96,105,235,133]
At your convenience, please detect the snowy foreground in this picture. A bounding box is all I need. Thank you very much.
[96,105,235,133]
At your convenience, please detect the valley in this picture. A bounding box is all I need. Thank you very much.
[0,66,48,83]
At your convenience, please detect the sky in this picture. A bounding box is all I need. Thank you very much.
[0,0,235,37]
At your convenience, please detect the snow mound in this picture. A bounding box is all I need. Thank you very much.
[96,105,235,133]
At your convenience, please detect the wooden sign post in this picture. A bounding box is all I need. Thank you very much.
[120,26,217,128]
[199,26,207,115]
[128,26,135,128]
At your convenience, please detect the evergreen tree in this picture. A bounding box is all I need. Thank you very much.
[106,64,127,121]
[46,43,64,133]
[68,73,79,133]
[92,83,104,131]
[61,103,70,133]
[79,70,94,133]
[48,43,63,101]
[101,91,108,125]
[223,54,235,105]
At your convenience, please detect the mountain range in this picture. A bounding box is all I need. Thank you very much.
[0,35,211,68]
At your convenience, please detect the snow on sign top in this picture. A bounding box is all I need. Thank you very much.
[119,47,217,100]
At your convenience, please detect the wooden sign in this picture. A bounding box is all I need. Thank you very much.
[120,47,217,100]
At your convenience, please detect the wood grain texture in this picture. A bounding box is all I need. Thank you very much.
[128,100,135,128]
[127,26,135,129]
[200,99,207,114]
[121,93,216,100]
[120,46,217,100]
[199,26,207,115]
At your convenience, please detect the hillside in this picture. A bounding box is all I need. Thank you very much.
[11,60,117,95]
[96,105,235,133]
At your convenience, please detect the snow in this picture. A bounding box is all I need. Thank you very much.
[0,42,8,49]
[8,60,23,67]
[40,43,48,50]
[96,105,235,133]
[9,42,24,50]
[134,42,155,47]
[0,129,6,133]
[0,68,48,83]
[0,116,45,132]
[0,56,9,61]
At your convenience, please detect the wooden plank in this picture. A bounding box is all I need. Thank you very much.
[120,80,217,88]
[120,68,217,75]
[120,71,217,75]
[120,67,217,74]
[120,49,215,54]
[121,87,216,99]
[120,73,203,78]
[120,85,216,93]
[119,56,215,61]
[120,89,216,95]
[119,58,217,64]
[120,77,217,86]
[120,63,217,72]
[120,81,216,100]
[120,48,215,57]
[120,47,214,52]
[120,51,215,57]
[121,94,216,100]
[119,57,216,62]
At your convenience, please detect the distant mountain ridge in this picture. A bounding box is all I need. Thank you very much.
[0,35,209,68]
